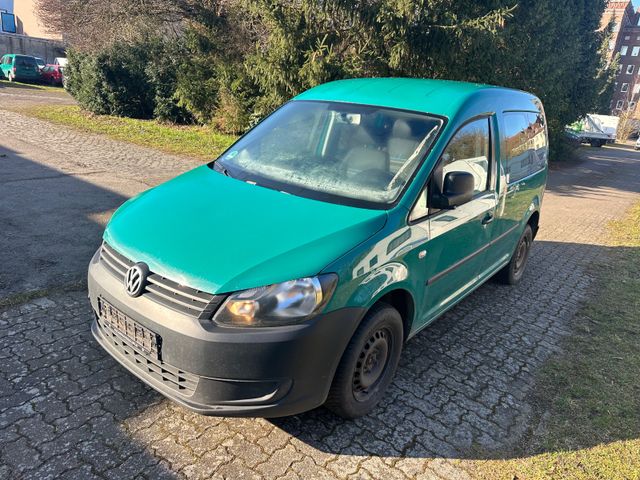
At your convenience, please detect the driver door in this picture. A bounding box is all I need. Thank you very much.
[416,117,497,326]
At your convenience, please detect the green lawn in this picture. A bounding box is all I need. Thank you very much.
[20,105,237,160]
[474,202,640,479]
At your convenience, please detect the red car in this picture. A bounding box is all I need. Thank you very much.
[41,64,64,86]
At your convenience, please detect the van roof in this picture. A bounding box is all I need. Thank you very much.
[294,78,539,118]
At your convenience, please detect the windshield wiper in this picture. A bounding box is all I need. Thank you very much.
[213,161,232,177]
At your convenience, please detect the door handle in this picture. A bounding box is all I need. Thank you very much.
[482,213,494,225]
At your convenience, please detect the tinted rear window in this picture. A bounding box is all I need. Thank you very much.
[15,56,37,67]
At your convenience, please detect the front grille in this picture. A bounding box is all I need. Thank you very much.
[97,316,198,395]
[99,242,225,319]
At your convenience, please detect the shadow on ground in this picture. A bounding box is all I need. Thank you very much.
[0,146,124,300]
[0,148,174,478]
[547,145,640,198]
[0,79,50,90]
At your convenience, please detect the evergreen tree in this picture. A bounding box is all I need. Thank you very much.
[59,0,615,148]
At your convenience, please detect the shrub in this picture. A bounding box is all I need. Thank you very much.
[67,44,154,118]
[67,40,191,123]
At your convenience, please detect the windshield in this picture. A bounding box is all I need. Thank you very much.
[216,101,442,206]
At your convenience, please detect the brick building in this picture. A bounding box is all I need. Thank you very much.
[604,1,640,113]
[0,0,61,40]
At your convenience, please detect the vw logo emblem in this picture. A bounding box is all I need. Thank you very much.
[124,263,148,297]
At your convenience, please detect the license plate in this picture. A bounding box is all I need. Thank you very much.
[98,298,161,359]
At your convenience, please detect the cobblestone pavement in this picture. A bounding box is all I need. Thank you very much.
[1,108,640,479]
[0,110,201,299]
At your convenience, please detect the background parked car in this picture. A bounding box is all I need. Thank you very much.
[0,54,41,83]
[34,57,46,71]
[41,64,64,86]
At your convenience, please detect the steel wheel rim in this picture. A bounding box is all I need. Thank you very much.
[514,236,530,274]
[353,328,392,402]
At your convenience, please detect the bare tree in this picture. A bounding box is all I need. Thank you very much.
[35,0,226,50]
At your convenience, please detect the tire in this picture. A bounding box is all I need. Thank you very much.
[325,302,403,419]
[496,224,533,285]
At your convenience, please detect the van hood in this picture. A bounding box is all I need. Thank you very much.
[104,165,387,294]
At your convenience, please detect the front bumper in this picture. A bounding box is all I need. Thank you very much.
[88,251,364,417]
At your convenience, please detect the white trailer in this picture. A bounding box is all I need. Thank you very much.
[566,114,619,147]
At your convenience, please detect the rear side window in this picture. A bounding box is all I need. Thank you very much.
[527,112,548,174]
[503,112,547,183]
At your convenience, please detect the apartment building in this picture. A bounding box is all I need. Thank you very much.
[604,1,640,113]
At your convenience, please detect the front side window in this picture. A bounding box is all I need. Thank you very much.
[216,101,443,206]
[439,118,490,195]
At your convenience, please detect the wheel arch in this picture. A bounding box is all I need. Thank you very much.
[370,288,415,343]
[527,210,540,239]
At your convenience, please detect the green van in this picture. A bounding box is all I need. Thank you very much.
[0,54,40,82]
[88,79,548,418]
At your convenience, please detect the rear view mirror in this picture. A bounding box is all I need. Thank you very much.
[430,171,475,209]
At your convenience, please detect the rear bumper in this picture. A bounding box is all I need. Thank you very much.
[88,250,364,417]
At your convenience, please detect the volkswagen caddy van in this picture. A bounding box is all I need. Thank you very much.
[0,54,41,83]
[88,79,548,419]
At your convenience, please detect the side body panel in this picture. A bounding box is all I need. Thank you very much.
[322,88,548,337]
[489,109,548,272]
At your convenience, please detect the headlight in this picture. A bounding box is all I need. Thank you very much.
[213,274,338,327]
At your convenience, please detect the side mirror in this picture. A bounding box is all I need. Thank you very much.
[430,171,475,209]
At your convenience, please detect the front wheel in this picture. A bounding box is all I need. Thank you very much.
[496,224,533,285]
[325,302,403,419]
